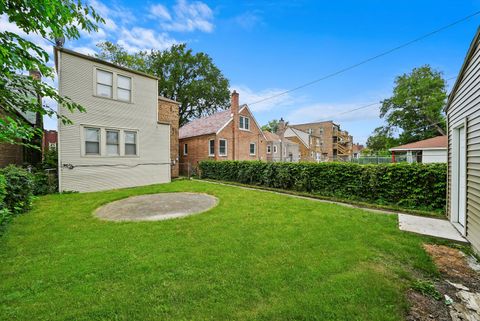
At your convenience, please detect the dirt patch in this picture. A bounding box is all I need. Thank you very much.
[423,244,480,291]
[406,244,480,321]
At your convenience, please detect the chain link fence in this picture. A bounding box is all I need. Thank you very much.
[349,155,408,164]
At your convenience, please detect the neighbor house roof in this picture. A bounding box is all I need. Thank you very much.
[179,109,232,139]
[263,131,297,144]
[445,27,480,111]
[389,136,447,151]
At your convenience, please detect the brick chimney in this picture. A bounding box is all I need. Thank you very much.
[231,90,239,160]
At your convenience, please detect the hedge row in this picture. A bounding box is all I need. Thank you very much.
[199,161,447,212]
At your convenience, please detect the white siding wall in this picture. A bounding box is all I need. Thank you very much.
[447,35,480,253]
[422,149,447,163]
[58,50,170,192]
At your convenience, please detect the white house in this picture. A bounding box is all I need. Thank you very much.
[55,47,171,192]
[389,136,447,163]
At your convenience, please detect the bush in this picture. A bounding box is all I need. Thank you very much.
[32,170,58,195]
[2,165,34,214]
[199,161,447,212]
[0,174,12,226]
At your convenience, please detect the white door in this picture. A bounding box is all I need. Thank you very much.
[458,126,466,227]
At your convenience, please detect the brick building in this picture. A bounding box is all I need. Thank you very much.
[290,121,353,161]
[179,91,267,174]
[43,130,58,153]
[158,96,180,178]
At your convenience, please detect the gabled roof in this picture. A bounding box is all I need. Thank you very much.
[179,109,231,139]
[389,136,447,151]
[283,127,310,147]
[445,27,480,112]
[179,103,267,140]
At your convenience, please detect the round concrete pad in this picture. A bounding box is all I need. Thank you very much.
[95,192,218,221]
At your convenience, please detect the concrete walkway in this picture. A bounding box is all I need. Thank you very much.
[398,214,468,243]
[197,179,469,243]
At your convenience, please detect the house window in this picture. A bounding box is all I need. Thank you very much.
[267,145,271,154]
[249,143,256,155]
[48,142,57,151]
[308,128,313,134]
[96,69,113,98]
[124,131,137,155]
[209,139,215,156]
[273,145,278,154]
[219,139,227,156]
[85,127,100,155]
[239,116,250,130]
[106,130,120,155]
[183,143,188,156]
[117,75,132,102]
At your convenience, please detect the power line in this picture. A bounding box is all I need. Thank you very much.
[248,11,480,106]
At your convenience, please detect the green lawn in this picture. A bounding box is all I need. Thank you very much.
[0,180,439,321]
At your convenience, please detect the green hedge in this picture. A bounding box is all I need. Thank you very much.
[2,165,34,214]
[199,161,447,212]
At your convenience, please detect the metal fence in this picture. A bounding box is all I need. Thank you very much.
[349,155,408,164]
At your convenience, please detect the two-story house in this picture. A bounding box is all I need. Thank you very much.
[280,122,323,162]
[179,91,267,173]
[264,131,299,162]
[55,47,176,192]
[290,121,353,161]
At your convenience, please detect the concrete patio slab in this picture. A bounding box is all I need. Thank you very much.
[95,192,218,221]
[398,214,468,243]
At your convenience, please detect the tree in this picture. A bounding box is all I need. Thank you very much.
[366,126,398,153]
[261,119,279,133]
[96,42,230,127]
[0,0,104,145]
[380,65,447,145]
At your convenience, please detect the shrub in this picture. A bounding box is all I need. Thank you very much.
[2,165,34,214]
[199,161,447,212]
[32,169,58,195]
[0,173,12,226]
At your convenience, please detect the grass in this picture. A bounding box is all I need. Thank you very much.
[0,180,440,320]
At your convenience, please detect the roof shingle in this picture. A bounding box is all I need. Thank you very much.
[389,136,447,151]
[179,110,231,139]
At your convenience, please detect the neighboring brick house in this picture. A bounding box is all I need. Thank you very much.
[264,131,299,162]
[290,121,353,161]
[282,124,323,162]
[352,143,364,159]
[0,70,43,167]
[43,130,58,153]
[179,91,267,173]
[158,96,180,178]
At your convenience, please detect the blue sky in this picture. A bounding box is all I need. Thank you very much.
[6,0,480,143]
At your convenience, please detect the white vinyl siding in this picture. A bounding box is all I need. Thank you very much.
[58,50,169,192]
[219,139,227,156]
[96,69,113,98]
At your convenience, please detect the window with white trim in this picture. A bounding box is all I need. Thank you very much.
[239,116,250,130]
[117,75,131,102]
[124,131,137,155]
[249,143,256,155]
[267,145,271,154]
[85,127,100,155]
[183,143,188,156]
[209,139,215,156]
[96,70,113,98]
[219,139,227,156]
[106,130,120,155]
[273,145,278,154]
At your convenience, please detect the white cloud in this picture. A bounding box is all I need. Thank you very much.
[232,85,303,112]
[286,102,381,124]
[151,0,214,33]
[234,11,263,30]
[149,4,172,20]
[0,14,53,54]
[117,27,177,52]
[71,46,97,56]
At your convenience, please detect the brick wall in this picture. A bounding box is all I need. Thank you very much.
[158,97,180,178]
